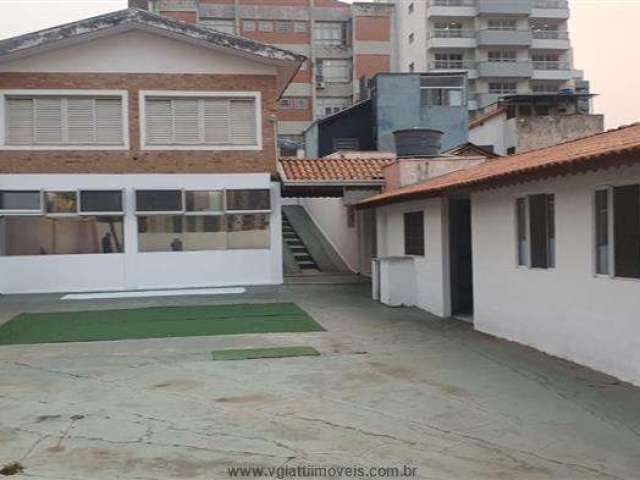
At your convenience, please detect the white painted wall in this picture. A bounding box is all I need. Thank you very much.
[472,164,640,385]
[376,197,450,317]
[469,112,517,156]
[0,174,282,294]
[0,31,277,75]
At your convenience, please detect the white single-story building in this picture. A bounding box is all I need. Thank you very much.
[358,123,640,386]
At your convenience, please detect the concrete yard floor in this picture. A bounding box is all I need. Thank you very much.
[0,284,639,479]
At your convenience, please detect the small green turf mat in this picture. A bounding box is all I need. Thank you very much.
[211,346,320,361]
[0,303,324,345]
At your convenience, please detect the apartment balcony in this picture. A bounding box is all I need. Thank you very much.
[428,29,477,48]
[531,30,570,49]
[531,0,570,19]
[532,61,572,80]
[477,0,531,16]
[426,0,476,18]
[476,29,532,46]
[478,61,533,78]
[429,60,478,79]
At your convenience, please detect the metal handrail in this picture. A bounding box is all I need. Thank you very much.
[430,61,477,69]
[429,0,476,6]
[533,0,568,8]
[532,31,569,40]
[532,61,570,70]
[431,29,476,38]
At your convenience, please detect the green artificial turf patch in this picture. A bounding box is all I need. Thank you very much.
[0,303,324,345]
[211,346,320,361]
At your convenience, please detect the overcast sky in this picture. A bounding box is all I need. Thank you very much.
[0,0,638,129]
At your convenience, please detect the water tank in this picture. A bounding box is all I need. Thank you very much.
[393,128,444,158]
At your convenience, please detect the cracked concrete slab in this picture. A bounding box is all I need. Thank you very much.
[0,284,639,479]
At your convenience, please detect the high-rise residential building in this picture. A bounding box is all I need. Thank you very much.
[396,0,587,115]
[131,0,397,148]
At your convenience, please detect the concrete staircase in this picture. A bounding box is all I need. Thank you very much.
[282,213,319,272]
[281,205,351,276]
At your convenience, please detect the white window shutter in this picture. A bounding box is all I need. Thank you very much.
[203,98,230,143]
[6,98,34,144]
[95,98,123,144]
[34,98,63,144]
[67,98,95,144]
[172,98,201,144]
[146,99,173,144]
[230,99,257,145]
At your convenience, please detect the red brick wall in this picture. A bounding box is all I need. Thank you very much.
[355,54,390,80]
[0,73,279,175]
[159,11,198,24]
[354,16,391,42]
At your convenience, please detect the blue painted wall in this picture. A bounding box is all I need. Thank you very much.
[374,74,469,153]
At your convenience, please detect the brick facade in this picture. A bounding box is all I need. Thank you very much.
[0,73,279,175]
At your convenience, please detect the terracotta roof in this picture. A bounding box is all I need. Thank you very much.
[357,123,640,209]
[279,157,393,183]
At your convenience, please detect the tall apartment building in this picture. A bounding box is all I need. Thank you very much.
[396,0,587,115]
[130,0,397,146]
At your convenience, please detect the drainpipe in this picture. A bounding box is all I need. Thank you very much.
[309,0,317,123]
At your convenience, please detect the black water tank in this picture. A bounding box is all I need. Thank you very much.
[393,128,444,157]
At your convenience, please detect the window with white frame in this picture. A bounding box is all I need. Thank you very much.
[594,185,640,279]
[142,94,259,149]
[516,194,555,269]
[314,22,345,46]
[434,53,464,69]
[135,189,271,252]
[2,93,126,148]
[488,50,517,62]
[258,21,274,32]
[275,21,292,33]
[316,97,351,118]
[277,97,310,110]
[489,82,518,94]
[294,21,308,33]
[243,20,256,32]
[200,18,235,35]
[488,19,517,31]
[317,59,351,83]
[420,75,466,107]
[0,190,124,256]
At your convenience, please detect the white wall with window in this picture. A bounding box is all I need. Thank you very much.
[0,174,282,294]
[471,163,640,385]
[315,97,352,119]
[317,60,351,83]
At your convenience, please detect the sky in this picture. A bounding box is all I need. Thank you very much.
[0,0,638,129]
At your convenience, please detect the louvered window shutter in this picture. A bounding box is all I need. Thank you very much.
[230,99,257,145]
[146,99,173,144]
[6,98,34,144]
[173,98,201,144]
[34,98,63,144]
[95,98,123,144]
[67,98,95,144]
[203,99,230,143]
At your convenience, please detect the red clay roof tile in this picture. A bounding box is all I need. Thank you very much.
[357,122,640,208]
[279,157,393,183]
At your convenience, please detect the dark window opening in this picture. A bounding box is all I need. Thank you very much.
[613,185,640,278]
[528,193,555,268]
[404,211,424,256]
